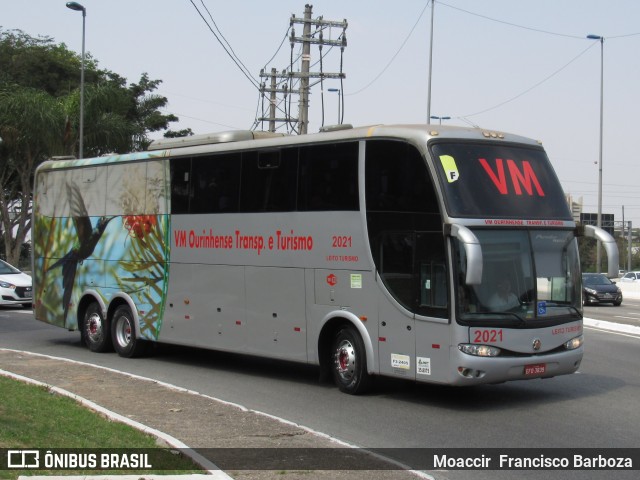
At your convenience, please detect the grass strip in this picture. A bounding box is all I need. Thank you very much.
[0,375,204,478]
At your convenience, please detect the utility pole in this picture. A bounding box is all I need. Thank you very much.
[269,68,277,132]
[259,4,347,134]
[299,4,312,134]
[259,69,295,132]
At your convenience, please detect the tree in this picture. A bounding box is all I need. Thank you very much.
[0,28,181,266]
[164,128,194,138]
[0,29,100,97]
[126,73,179,151]
[0,85,65,265]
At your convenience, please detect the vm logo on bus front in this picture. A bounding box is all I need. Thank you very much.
[326,274,338,286]
[479,158,545,196]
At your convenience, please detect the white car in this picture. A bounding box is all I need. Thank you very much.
[0,259,32,308]
[620,271,640,283]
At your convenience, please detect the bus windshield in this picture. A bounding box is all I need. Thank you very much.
[431,142,572,220]
[454,229,582,325]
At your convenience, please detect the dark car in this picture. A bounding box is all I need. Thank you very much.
[582,273,622,306]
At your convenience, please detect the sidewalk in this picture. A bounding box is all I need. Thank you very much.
[618,281,640,300]
[0,350,431,480]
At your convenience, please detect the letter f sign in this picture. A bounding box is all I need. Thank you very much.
[439,155,460,183]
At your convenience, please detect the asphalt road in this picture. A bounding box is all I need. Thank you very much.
[584,296,640,326]
[1,306,639,480]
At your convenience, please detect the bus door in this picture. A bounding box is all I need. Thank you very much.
[376,231,416,379]
[413,231,450,383]
[376,230,449,379]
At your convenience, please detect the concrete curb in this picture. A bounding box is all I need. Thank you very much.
[19,476,213,480]
[2,349,433,480]
[3,369,232,480]
[583,317,640,336]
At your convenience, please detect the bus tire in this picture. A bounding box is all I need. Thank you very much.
[82,303,113,353]
[331,326,371,395]
[112,305,146,358]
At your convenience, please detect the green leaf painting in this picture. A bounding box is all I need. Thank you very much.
[33,155,170,339]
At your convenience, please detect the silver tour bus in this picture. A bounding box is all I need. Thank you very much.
[32,124,618,394]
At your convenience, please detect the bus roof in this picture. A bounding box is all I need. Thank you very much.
[39,124,543,171]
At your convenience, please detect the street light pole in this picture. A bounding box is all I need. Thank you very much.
[587,34,604,272]
[328,88,341,124]
[66,2,86,159]
[430,115,450,125]
[426,0,435,124]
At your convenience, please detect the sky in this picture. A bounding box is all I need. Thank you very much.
[3,0,640,228]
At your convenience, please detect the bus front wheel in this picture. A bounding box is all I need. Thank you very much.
[82,303,113,353]
[112,305,146,358]
[331,326,371,395]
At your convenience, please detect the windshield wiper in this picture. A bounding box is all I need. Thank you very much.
[535,302,582,319]
[464,311,527,325]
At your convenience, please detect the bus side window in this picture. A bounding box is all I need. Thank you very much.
[190,153,241,213]
[421,262,447,308]
[365,140,446,318]
[379,232,415,310]
[170,157,191,214]
[298,142,359,211]
[240,149,297,212]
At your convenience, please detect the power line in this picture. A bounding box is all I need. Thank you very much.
[262,26,292,71]
[348,0,640,101]
[197,0,254,80]
[188,0,260,91]
[161,91,255,112]
[160,109,242,130]
[348,0,431,96]
[438,1,585,39]
[457,41,597,118]
[257,5,347,134]
[609,32,640,39]
[437,2,640,41]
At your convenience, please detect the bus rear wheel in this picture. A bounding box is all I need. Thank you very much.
[112,305,147,358]
[331,326,371,395]
[82,303,113,352]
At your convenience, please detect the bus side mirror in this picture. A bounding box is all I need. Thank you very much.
[581,225,619,278]
[448,224,483,285]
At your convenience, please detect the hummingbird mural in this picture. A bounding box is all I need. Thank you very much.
[47,183,114,321]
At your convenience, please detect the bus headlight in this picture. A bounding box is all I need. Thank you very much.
[564,335,583,350]
[458,344,501,357]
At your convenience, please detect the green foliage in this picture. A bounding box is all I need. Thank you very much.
[578,231,640,273]
[164,128,194,138]
[0,27,180,265]
[0,29,99,96]
[32,215,73,327]
[118,215,170,339]
[0,376,202,478]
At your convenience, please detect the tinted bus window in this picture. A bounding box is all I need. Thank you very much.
[298,142,359,211]
[365,141,436,214]
[365,140,446,317]
[431,142,572,220]
[170,157,191,214]
[170,154,241,214]
[240,149,298,212]
[190,154,241,213]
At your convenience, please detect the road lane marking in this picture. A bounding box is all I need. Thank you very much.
[584,318,640,337]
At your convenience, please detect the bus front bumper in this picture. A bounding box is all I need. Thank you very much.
[447,346,584,385]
